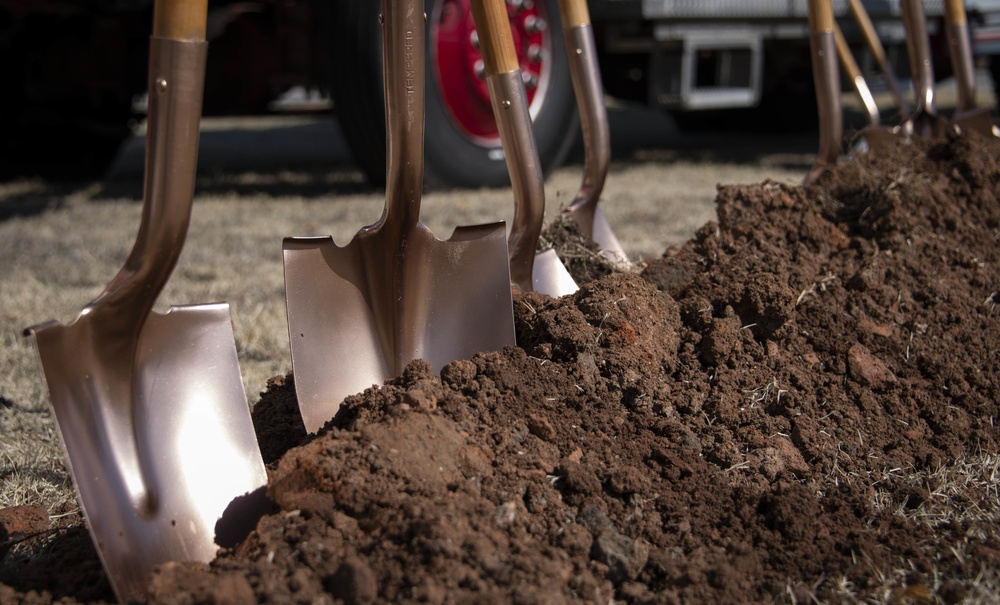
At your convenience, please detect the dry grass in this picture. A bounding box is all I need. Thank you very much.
[776,454,1000,604]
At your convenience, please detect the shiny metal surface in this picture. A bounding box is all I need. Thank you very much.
[841,0,913,149]
[26,36,266,602]
[805,24,843,184]
[474,0,576,297]
[560,25,608,237]
[901,0,950,137]
[486,70,549,292]
[560,22,627,267]
[283,0,515,433]
[944,0,1000,136]
[833,16,905,151]
[835,22,881,126]
[847,0,910,116]
[533,249,579,296]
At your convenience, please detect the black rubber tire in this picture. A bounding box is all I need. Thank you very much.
[328,0,386,187]
[330,0,578,189]
[991,55,1000,112]
[0,82,129,181]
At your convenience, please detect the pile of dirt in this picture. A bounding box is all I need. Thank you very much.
[1,130,998,604]
[539,217,619,283]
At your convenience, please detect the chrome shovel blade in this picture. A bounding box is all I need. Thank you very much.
[27,305,267,602]
[533,249,578,297]
[284,224,514,434]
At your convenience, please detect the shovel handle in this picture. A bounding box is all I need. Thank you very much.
[805,0,842,184]
[807,0,834,33]
[944,0,978,111]
[901,0,936,114]
[558,0,611,240]
[833,23,860,82]
[946,0,968,26]
[470,0,519,76]
[834,21,880,126]
[557,0,590,29]
[846,0,886,66]
[470,0,544,292]
[378,0,425,232]
[153,0,208,41]
[847,0,910,116]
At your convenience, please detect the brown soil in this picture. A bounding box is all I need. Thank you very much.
[2,130,999,604]
[539,217,618,283]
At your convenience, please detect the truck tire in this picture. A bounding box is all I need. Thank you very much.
[0,12,135,180]
[992,55,1000,111]
[330,0,578,189]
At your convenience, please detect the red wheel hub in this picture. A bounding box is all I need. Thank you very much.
[431,0,551,144]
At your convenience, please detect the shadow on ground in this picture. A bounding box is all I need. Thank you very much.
[3,89,995,220]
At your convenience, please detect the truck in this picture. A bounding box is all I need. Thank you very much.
[2,0,999,184]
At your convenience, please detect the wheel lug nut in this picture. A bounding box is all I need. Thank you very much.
[522,71,538,89]
[524,15,546,34]
[528,44,543,63]
[474,59,486,79]
[470,30,480,49]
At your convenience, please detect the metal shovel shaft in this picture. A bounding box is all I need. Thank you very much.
[944,0,998,135]
[847,0,910,116]
[559,1,609,240]
[379,0,425,238]
[945,0,977,112]
[557,0,628,266]
[901,0,948,137]
[471,0,544,292]
[834,22,880,127]
[805,0,842,184]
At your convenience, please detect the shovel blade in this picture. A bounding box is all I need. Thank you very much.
[592,207,630,267]
[28,304,267,602]
[284,224,515,434]
[953,109,1000,137]
[533,249,579,298]
[854,124,903,153]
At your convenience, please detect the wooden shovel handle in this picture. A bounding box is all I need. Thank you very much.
[846,0,887,66]
[945,0,968,27]
[833,22,863,83]
[558,0,591,30]
[808,0,835,33]
[153,0,208,41]
[470,0,519,75]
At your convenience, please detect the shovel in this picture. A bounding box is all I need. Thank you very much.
[900,0,951,138]
[283,0,515,434]
[805,0,843,184]
[834,20,904,151]
[841,0,915,149]
[556,0,628,267]
[847,0,911,120]
[24,1,267,601]
[834,21,882,128]
[944,0,1000,136]
[469,0,577,297]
